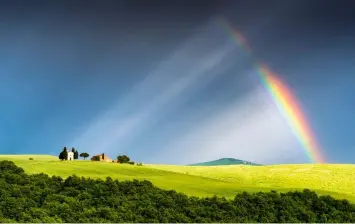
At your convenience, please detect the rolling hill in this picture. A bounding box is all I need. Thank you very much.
[0,154,354,202]
[188,157,261,166]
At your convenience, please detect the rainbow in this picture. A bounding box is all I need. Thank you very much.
[258,65,325,163]
[218,17,325,164]
[218,17,252,55]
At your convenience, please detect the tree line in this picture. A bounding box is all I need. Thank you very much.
[0,160,354,223]
[58,147,136,164]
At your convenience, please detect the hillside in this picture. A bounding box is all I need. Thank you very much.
[1,160,355,223]
[0,154,354,202]
[189,157,261,166]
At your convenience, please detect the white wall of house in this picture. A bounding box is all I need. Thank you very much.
[67,152,74,161]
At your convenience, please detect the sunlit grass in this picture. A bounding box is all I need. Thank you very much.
[1,155,354,202]
[146,164,355,198]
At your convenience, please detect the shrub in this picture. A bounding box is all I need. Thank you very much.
[29,158,34,160]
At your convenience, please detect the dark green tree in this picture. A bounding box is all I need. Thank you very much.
[79,153,89,160]
[59,147,69,160]
[59,151,64,160]
[71,148,78,160]
[102,153,105,160]
[117,155,130,163]
[63,147,68,161]
[74,150,79,160]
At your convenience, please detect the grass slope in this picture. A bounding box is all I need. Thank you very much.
[189,158,261,166]
[0,155,354,202]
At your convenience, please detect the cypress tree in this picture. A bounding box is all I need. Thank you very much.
[63,147,68,161]
[74,150,79,160]
[58,151,64,160]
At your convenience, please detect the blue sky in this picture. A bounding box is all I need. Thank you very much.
[0,0,354,164]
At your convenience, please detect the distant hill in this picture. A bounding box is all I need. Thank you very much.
[188,158,262,166]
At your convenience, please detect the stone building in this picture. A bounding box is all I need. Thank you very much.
[90,153,112,162]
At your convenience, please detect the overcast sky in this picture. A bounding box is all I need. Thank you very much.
[0,0,354,164]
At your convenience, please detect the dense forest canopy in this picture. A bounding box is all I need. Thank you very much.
[0,160,354,223]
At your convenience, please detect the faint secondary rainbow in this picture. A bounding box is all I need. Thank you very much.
[217,17,325,163]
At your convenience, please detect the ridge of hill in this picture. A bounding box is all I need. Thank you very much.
[188,157,262,166]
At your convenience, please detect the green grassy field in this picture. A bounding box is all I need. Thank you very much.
[1,155,354,202]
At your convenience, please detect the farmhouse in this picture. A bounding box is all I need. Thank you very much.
[90,153,112,162]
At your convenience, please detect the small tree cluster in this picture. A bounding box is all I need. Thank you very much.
[59,147,67,160]
[72,148,79,159]
[59,147,79,161]
[117,155,130,163]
